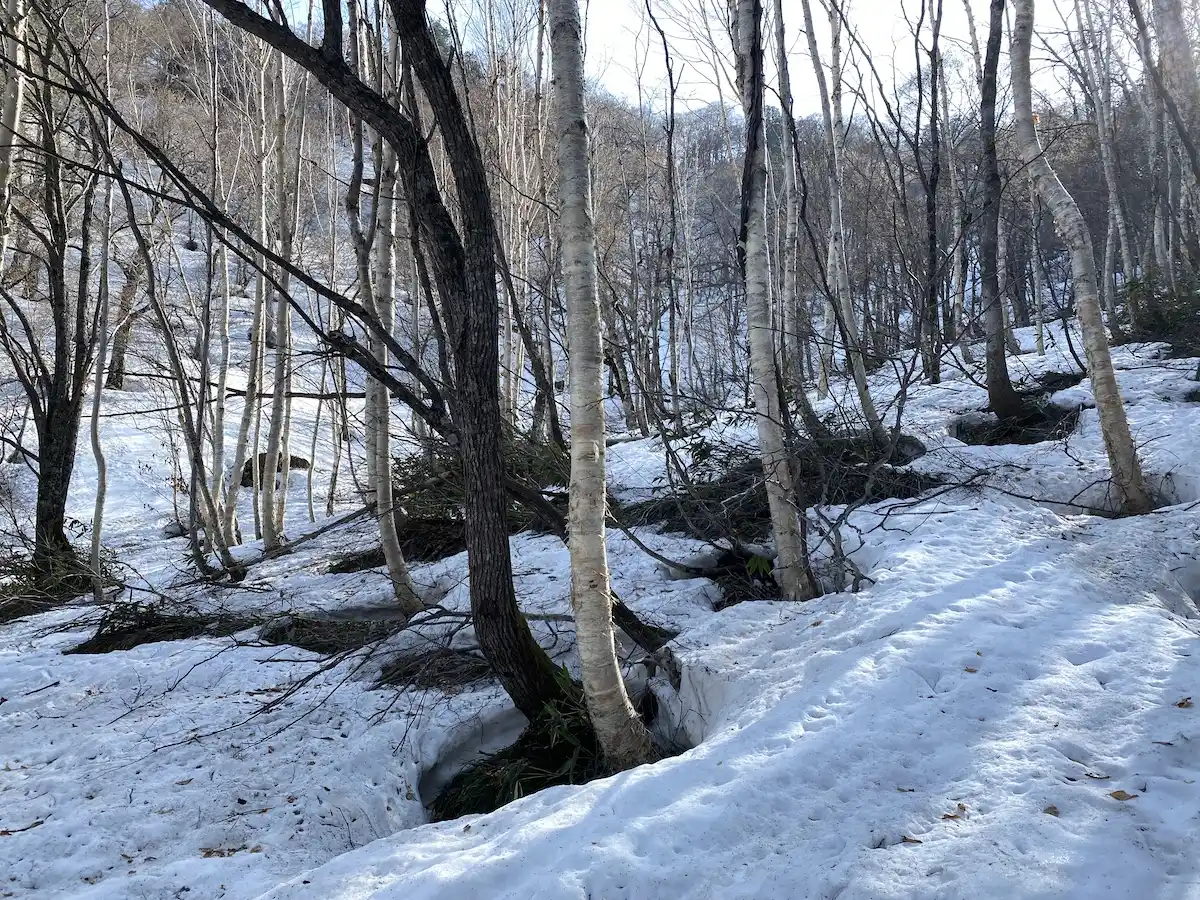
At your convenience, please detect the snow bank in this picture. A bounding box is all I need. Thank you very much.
[252,497,1200,900]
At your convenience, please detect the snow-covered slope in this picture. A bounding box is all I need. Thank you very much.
[257,501,1200,900]
[3,324,1199,899]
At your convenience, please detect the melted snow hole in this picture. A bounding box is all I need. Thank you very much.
[1169,560,1200,609]
[416,706,528,806]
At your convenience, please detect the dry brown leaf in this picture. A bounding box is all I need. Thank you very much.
[1109,790,1138,801]
[1176,697,1193,709]
[1044,805,1060,817]
[201,845,246,859]
[901,836,923,844]
[964,667,978,674]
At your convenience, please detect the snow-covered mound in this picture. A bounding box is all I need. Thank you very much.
[254,498,1200,900]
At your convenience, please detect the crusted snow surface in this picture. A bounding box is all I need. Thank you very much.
[256,497,1200,900]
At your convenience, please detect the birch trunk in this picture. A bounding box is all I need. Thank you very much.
[997,208,1021,354]
[1077,0,1137,286]
[372,141,423,616]
[221,48,270,546]
[89,13,114,601]
[206,9,230,507]
[1011,0,1152,514]
[1151,0,1200,191]
[942,62,967,353]
[772,0,828,440]
[550,0,654,768]
[103,256,145,390]
[0,0,25,272]
[1029,183,1045,355]
[342,11,421,613]
[261,52,294,550]
[733,0,814,601]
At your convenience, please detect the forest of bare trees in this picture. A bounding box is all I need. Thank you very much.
[1,0,1198,803]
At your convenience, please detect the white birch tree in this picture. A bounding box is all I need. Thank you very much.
[1011,0,1152,514]
[732,0,815,601]
[550,0,656,768]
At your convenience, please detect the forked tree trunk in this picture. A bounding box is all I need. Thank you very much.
[980,0,1024,420]
[203,0,570,720]
[550,0,655,769]
[732,0,814,601]
[1011,0,1152,514]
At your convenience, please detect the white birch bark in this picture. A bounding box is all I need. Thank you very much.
[942,63,971,361]
[550,0,655,768]
[221,47,270,546]
[0,0,26,272]
[1029,183,1045,355]
[372,139,422,616]
[997,206,1021,355]
[1011,0,1152,514]
[733,0,815,602]
[261,52,291,550]
[89,1,113,603]
[1077,0,1136,284]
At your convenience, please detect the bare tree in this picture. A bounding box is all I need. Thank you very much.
[1011,0,1152,514]
[731,0,815,601]
[551,0,656,768]
[198,0,571,718]
[980,0,1024,419]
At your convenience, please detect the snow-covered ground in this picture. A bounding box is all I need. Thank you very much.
[3,324,1200,899]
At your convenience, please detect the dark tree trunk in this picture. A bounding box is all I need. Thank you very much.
[921,4,944,383]
[396,1,565,717]
[104,258,145,391]
[31,401,82,574]
[22,100,96,581]
[199,0,567,720]
[980,0,1024,419]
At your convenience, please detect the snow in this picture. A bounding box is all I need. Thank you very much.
[4,321,1200,899]
[0,610,426,899]
[246,495,1200,900]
